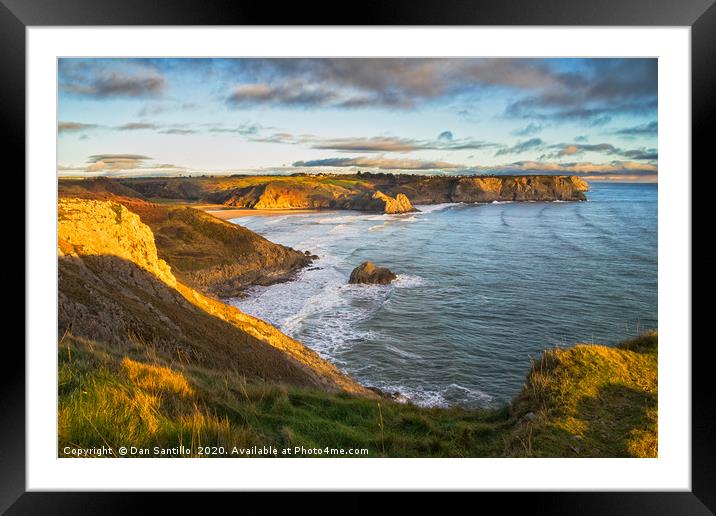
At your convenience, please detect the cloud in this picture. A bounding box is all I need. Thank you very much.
[541,143,657,160]
[495,138,544,156]
[311,137,420,153]
[217,58,656,124]
[226,81,344,108]
[613,121,658,137]
[159,128,197,135]
[60,60,166,98]
[471,160,657,177]
[503,59,657,123]
[58,121,99,133]
[292,156,465,170]
[254,133,501,153]
[620,149,659,160]
[85,154,152,172]
[115,122,158,131]
[207,122,272,136]
[73,153,185,176]
[512,123,543,136]
[137,102,196,117]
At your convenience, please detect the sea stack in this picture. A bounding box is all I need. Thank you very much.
[370,191,417,214]
[349,261,397,285]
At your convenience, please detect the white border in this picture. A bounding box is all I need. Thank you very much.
[27,27,691,491]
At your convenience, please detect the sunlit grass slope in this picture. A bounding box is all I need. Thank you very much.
[506,331,658,457]
[58,336,511,457]
[58,331,658,458]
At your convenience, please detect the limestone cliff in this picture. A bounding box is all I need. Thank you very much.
[58,198,371,395]
[107,173,588,212]
[368,191,417,214]
[58,183,314,298]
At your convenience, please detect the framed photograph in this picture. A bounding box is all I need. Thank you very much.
[6,0,711,511]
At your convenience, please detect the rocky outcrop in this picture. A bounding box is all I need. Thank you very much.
[58,198,176,288]
[368,191,417,214]
[389,175,589,203]
[58,197,372,395]
[64,174,589,215]
[349,261,397,285]
[143,205,312,298]
[57,189,315,298]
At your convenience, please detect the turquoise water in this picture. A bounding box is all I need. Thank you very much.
[229,182,657,408]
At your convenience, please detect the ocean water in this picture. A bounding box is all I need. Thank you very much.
[228,182,657,408]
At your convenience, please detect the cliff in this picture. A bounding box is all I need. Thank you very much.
[58,197,369,394]
[93,173,587,214]
[58,181,313,298]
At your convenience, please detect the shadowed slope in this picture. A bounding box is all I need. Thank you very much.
[58,197,369,394]
[58,181,313,298]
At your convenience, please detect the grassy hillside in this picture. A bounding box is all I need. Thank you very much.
[506,331,658,457]
[59,336,510,457]
[59,330,658,458]
[57,196,655,458]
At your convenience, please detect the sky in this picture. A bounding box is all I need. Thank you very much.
[57,58,658,181]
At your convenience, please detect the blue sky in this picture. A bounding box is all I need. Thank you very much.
[57,58,658,181]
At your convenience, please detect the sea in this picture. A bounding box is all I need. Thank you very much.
[228,182,657,408]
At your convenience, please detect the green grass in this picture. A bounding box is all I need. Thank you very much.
[58,331,658,458]
[506,331,658,457]
[58,337,511,457]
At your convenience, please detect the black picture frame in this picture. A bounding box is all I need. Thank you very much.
[4,0,710,512]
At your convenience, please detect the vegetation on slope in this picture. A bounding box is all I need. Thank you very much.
[58,198,366,394]
[58,180,312,298]
[506,331,658,457]
[79,172,588,210]
[57,196,655,458]
[58,331,657,458]
[59,336,510,457]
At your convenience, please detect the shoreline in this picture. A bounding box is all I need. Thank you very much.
[199,204,326,220]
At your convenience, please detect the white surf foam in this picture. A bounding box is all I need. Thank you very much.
[373,383,494,408]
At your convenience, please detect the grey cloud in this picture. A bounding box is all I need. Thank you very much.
[221,58,656,124]
[512,123,543,136]
[311,137,422,153]
[60,60,166,99]
[613,121,658,137]
[115,122,158,131]
[495,138,544,156]
[208,122,271,136]
[58,121,99,133]
[137,102,196,117]
[469,159,657,177]
[293,156,465,170]
[88,154,152,162]
[159,128,197,135]
[542,143,657,161]
[226,81,342,108]
[621,149,658,160]
[82,153,184,174]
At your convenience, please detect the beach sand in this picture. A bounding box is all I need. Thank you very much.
[198,204,325,220]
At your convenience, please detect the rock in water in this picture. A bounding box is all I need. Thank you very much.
[370,191,417,214]
[349,261,397,285]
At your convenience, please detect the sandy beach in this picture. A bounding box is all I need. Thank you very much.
[198,204,325,220]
